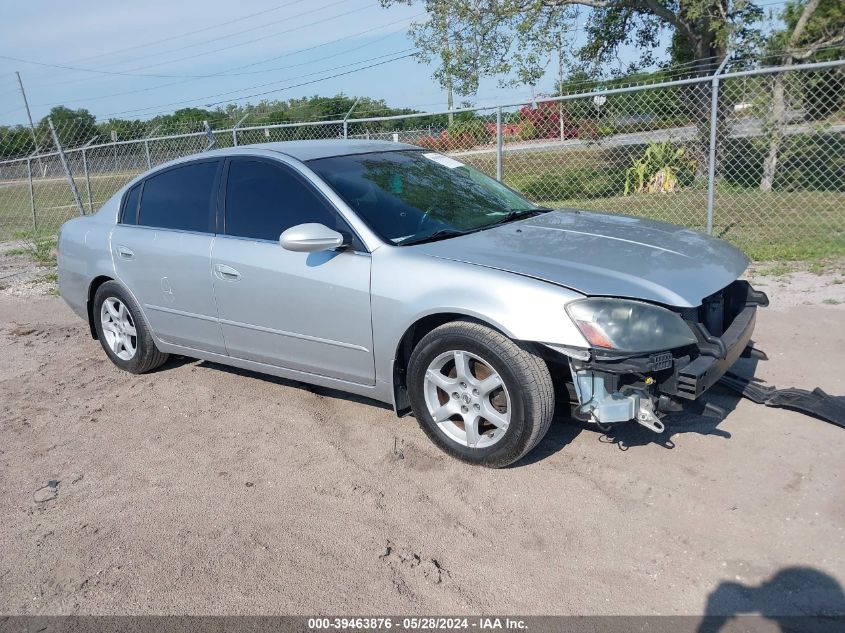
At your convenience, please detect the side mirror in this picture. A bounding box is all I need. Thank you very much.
[279,223,345,253]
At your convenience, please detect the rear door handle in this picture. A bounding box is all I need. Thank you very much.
[116,245,134,259]
[215,263,241,281]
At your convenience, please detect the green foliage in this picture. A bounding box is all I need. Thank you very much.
[522,168,626,201]
[382,1,765,101]
[624,142,694,195]
[14,230,57,267]
[803,70,843,120]
[768,0,845,60]
[39,106,98,148]
[725,134,845,192]
[518,120,538,141]
[447,118,491,144]
[0,125,36,157]
[0,94,441,159]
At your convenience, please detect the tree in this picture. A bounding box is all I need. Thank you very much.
[382,1,764,96]
[39,106,98,148]
[759,0,845,191]
[382,1,764,180]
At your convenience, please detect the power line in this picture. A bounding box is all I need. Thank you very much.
[0,54,204,80]
[25,15,422,110]
[103,52,418,118]
[0,0,369,81]
[207,53,419,108]
[86,0,365,74]
[64,0,312,67]
[0,105,23,117]
[9,0,333,88]
[34,45,417,110]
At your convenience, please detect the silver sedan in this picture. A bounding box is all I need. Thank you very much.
[58,140,767,467]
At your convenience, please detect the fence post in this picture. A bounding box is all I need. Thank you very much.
[203,120,218,151]
[27,158,36,230]
[82,147,93,213]
[47,117,85,217]
[706,57,730,235]
[232,113,250,147]
[111,130,118,172]
[496,107,503,182]
[143,140,152,169]
[342,97,361,140]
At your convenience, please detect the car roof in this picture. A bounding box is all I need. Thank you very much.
[107,139,424,214]
[237,139,421,161]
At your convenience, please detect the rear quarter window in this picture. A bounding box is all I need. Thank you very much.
[137,161,219,233]
[120,183,142,225]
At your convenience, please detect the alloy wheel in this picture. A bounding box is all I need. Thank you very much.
[423,349,511,448]
[100,297,137,361]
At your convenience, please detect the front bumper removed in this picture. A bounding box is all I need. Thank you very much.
[568,281,769,433]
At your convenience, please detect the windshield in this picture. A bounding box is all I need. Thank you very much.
[307,150,541,245]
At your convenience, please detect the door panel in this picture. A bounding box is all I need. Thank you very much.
[111,225,225,354]
[212,237,374,385]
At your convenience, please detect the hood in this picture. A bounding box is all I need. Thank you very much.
[412,210,749,308]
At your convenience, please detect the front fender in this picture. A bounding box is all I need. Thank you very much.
[370,247,589,400]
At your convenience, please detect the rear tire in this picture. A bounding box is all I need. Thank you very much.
[93,281,169,374]
[407,320,554,468]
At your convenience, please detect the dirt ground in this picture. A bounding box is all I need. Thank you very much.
[1,244,844,617]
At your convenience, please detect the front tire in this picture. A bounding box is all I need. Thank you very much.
[93,281,168,374]
[407,320,554,468]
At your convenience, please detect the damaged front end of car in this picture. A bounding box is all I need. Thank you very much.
[556,280,769,433]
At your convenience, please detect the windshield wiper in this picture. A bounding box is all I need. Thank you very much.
[485,207,552,228]
[399,207,552,246]
[399,228,468,246]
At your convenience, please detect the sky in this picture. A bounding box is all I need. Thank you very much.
[0,0,664,126]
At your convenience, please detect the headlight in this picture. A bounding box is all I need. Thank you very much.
[566,298,696,353]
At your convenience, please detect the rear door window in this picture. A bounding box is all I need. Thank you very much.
[137,160,219,233]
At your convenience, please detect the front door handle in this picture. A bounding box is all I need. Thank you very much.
[116,245,134,259]
[215,263,241,281]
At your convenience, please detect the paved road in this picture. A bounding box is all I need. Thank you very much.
[451,119,845,158]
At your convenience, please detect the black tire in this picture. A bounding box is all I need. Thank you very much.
[93,280,169,374]
[407,320,555,468]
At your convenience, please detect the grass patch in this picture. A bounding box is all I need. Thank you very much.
[756,262,793,277]
[36,270,58,284]
[493,148,845,261]
[2,147,845,261]
[822,298,842,305]
[16,230,58,267]
[533,190,845,261]
[0,172,138,241]
[808,261,826,274]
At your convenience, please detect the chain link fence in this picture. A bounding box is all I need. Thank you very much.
[1,59,843,260]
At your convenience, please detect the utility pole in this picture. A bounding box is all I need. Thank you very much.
[15,71,43,172]
[440,3,454,126]
[445,48,454,126]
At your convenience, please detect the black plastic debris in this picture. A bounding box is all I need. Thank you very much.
[719,371,845,429]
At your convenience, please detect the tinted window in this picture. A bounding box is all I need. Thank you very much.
[225,159,346,242]
[307,150,537,245]
[137,161,218,232]
[121,183,142,225]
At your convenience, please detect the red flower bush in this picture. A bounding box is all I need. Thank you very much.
[519,101,579,140]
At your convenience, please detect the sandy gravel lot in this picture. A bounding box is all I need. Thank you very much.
[0,246,844,617]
